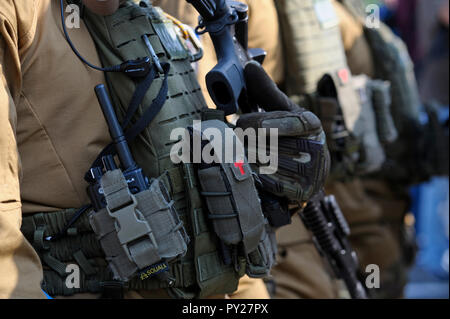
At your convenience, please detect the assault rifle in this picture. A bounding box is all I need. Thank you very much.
[300,190,368,299]
[186,0,265,115]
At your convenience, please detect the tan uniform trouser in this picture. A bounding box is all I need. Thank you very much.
[271,216,339,299]
[360,178,414,298]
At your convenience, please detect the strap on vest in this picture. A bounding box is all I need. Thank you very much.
[85,62,170,181]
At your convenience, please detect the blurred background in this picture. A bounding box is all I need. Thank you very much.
[366,0,449,299]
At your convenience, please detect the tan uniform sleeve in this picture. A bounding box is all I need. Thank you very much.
[246,0,284,85]
[229,275,270,299]
[0,6,46,299]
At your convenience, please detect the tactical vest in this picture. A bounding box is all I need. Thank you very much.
[338,0,366,19]
[275,0,348,96]
[275,0,387,179]
[338,0,437,184]
[21,1,274,299]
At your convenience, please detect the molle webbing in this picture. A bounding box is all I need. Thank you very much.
[274,0,362,138]
[82,2,207,179]
[275,0,348,95]
[350,74,386,174]
[181,163,242,298]
[338,1,431,184]
[275,0,365,181]
[22,170,241,297]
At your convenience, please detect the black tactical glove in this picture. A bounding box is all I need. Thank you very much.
[236,62,330,206]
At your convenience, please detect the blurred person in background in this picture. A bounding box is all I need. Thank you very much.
[416,0,449,106]
[339,0,449,298]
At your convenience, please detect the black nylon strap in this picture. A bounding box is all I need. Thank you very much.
[124,63,171,142]
[122,64,158,129]
[47,204,92,241]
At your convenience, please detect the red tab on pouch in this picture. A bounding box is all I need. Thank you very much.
[234,161,245,176]
[338,68,350,84]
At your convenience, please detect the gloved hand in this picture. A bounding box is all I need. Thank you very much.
[236,61,330,204]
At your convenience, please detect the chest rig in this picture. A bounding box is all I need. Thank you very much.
[338,0,443,185]
[21,0,275,299]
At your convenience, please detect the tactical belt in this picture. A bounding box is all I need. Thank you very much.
[21,166,234,297]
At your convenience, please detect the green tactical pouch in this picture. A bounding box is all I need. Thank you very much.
[89,169,189,282]
[314,72,364,180]
[317,72,387,175]
[197,163,277,278]
[191,120,277,277]
[246,223,278,278]
[351,74,386,174]
[369,79,398,145]
[197,165,254,248]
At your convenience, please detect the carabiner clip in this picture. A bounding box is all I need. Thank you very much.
[184,23,204,62]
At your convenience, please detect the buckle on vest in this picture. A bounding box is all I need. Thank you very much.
[107,194,157,260]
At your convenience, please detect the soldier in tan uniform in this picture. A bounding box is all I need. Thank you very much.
[2,0,331,299]
[330,0,417,298]
[0,0,236,299]
[204,0,341,299]
[270,0,424,299]
[267,0,408,299]
[0,0,265,299]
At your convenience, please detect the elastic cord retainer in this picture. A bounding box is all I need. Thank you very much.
[119,57,152,78]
